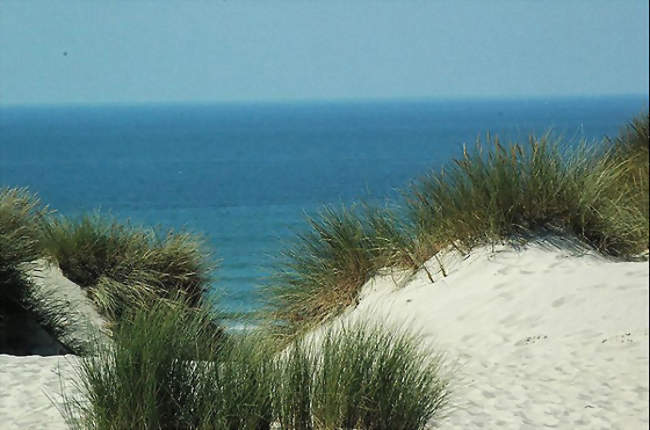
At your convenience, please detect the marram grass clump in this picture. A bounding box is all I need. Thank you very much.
[264,204,412,338]
[407,133,647,260]
[40,212,213,320]
[62,299,274,430]
[608,113,649,237]
[63,299,448,430]
[0,187,45,291]
[0,187,82,353]
[609,113,649,164]
[274,320,449,430]
[1,187,44,350]
[266,114,650,337]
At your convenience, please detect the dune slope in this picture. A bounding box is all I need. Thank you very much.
[1,237,647,429]
[341,236,649,429]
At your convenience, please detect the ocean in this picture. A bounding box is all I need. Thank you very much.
[1,96,647,312]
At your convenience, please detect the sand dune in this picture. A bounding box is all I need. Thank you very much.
[0,354,76,430]
[1,261,105,429]
[27,260,109,346]
[1,237,648,429]
[340,236,649,429]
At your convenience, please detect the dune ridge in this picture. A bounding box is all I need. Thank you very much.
[330,236,649,429]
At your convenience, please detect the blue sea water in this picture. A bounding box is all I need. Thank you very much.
[1,96,647,312]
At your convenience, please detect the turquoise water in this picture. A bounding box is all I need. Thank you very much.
[1,96,647,311]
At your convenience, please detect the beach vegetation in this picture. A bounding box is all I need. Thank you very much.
[61,298,270,430]
[607,113,649,239]
[407,133,647,260]
[0,187,86,353]
[62,299,447,430]
[263,204,412,338]
[610,113,649,163]
[274,320,449,430]
[0,187,45,295]
[266,113,650,337]
[40,213,213,320]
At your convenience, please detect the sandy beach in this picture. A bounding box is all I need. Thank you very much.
[0,354,77,430]
[1,237,648,429]
[337,237,649,429]
[1,1,647,427]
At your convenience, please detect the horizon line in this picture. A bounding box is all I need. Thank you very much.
[1,93,648,109]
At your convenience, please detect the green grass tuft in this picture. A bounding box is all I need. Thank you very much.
[0,187,45,290]
[63,299,448,430]
[610,113,649,161]
[62,298,272,430]
[407,133,647,259]
[264,204,409,338]
[265,114,650,337]
[608,113,649,240]
[40,212,213,320]
[0,187,83,353]
[274,320,449,430]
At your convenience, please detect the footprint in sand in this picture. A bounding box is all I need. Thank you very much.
[601,332,636,344]
[551,296,567,307]
[496,266,511,276]
[515,335,548,346]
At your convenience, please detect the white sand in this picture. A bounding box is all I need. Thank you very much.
[1,237,647,429]
[1,261,104,430]
[27,260,109,344]
[0,354,77,430]
[336,236,649,429]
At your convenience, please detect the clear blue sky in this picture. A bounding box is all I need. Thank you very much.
[1,0,648,105]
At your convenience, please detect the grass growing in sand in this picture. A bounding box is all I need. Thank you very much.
[264,204,410,335]
[265,113,650,338]
[0,187,83,353]
[62,298,272,430]
[40,213,213,320]
[274,321,449,430]
[0,188,45,296]
[63,299,448,430]
[5,113,647,429]
[607,113,649,229]
[407,133,647,260]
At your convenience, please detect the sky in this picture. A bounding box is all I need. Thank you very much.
[0,0,648,106]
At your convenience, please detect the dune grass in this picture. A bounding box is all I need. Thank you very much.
[0,187,45,292]
[608,113,649,239]
[63,299,447,430]
[265,114,650,337]
[0,187,44,344]
[40,213,213,320]
[407,133,647,260]
[610,113,649,163]
[264,204,411,337]
[0,187,84,353]
[274,321,449,430]
[13,114,648,427]
[62,298,255,430]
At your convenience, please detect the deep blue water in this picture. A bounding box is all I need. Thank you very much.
[1,96,648,311]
